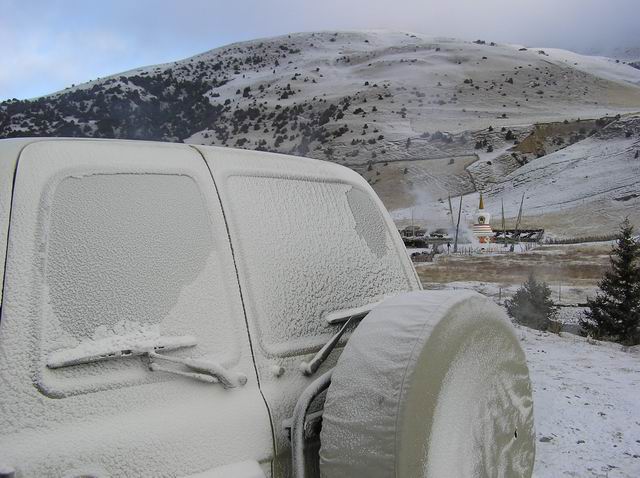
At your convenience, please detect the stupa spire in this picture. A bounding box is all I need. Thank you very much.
[472,192,493,244]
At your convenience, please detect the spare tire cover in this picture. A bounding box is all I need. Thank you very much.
[319,290,534,478]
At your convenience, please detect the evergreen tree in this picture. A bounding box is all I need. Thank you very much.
[580,219,640,345]
[505,273,557,330]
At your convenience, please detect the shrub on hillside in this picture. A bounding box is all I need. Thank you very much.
[505,273,558,330]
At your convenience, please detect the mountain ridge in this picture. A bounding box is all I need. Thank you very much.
[3,30,639,150]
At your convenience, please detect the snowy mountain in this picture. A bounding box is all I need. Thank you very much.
[2,31,639,151]
[582,44,640,62]
[2,31,640,236]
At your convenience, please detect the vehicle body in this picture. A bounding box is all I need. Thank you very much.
[1,138,536,478]
[0,138,421,477]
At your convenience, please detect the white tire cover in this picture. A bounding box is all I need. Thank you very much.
[319,290,535,478]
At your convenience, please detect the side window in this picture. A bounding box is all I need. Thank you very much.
[37,173,240,396]
[225,176,414,356]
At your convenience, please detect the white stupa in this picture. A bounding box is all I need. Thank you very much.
[472,193,493,243]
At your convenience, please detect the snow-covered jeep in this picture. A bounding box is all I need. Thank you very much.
[0,138,535,478]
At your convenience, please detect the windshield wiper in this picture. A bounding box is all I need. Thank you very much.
[300,314,359,376]
[324,301,381,324]
[299,301,383,376]
[46,334,197,368]
[47,334,247,388]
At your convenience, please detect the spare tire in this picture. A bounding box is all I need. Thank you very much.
[319,290,535,478]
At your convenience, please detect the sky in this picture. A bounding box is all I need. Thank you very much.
[2,0,638,101]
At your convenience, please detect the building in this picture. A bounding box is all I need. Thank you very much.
[399,225,426,238]
[472,193,493,243]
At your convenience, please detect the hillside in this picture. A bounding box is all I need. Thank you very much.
[2,31,640,151]
[2,30,640,236]
[484,116,640,237]
[392,115,640,237]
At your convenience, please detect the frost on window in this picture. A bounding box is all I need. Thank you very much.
[226,177,413,356]
[345,187,387,258]
[39,174,239,395]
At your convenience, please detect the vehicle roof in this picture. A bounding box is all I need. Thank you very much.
[0,136,356,177]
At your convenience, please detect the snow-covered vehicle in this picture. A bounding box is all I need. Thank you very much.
[0,138,535,478]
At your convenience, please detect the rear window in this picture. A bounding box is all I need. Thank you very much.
[39,173,240,395]
[47,174,211,337]
[225,176,414,356]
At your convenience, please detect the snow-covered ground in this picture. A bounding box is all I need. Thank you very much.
[520,326,640,477]
[415,241,639,476]
[411,273,639,476]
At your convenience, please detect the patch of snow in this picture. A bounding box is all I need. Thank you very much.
[519,326,640,477]
[540,48,640,86]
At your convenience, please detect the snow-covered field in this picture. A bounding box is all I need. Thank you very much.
[410,281,640,476]
[415,241,639,477]
[521,326,640,477]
